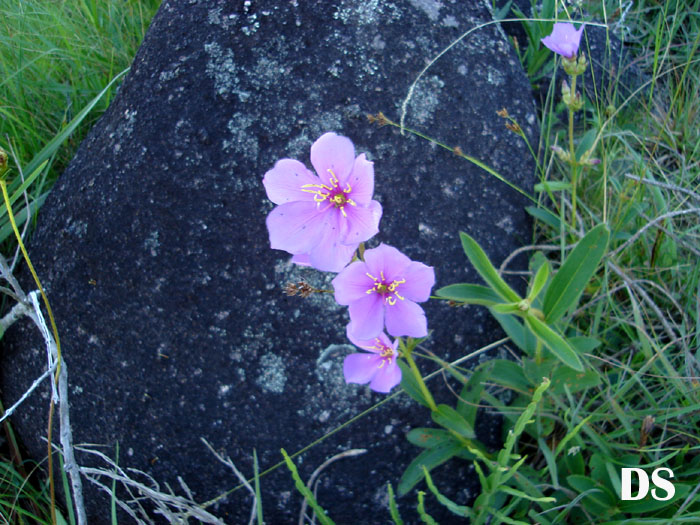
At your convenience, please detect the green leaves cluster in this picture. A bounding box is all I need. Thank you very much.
[438,227,610,372]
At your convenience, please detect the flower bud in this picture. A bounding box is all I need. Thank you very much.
[563,52,587,76]
[0,147,8,178]
[550,145,571,163]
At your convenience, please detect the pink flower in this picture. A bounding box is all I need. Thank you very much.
[344,327,402,393]
[332,244,435,340]
[541,22,584,59]
[263,132,382,272]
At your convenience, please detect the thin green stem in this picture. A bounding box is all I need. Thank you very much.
[568,74,578,230]
[401,338,438,412]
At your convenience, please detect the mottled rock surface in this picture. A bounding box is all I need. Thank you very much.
[1,0,537,522]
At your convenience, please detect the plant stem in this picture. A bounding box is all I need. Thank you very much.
[401,339,438,412]
[568,74,579,230]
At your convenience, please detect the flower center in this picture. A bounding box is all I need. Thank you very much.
[363,338,397,368]
[365,271,406,306]
[300,169,356,217]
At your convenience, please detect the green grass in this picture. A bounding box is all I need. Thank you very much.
[0,0,160,220]
[1,0,699,522]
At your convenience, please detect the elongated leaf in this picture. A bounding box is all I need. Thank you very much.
[525,316,584,372]
[526,206,561,230]
[543,224,610,323]
[435,283,502,306]
[457,368,486,425]
[534,181,572,193]
[423,468,472,517]
[550,367,600,394]
[493,313,538,355]
[407,428,456,449]
[398,441,462,496]
[281,449,335,525]
[528,259,550,301]
[499,485,556,503]
[486,359,531,391]
[387,483,404,525]
[459,232,521,302]
[431,404,475,439]
[398,360,431,409]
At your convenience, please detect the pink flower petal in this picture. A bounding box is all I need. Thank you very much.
[348,295,385,340]
[333,261,373,305]
[541,22,584,58]
[385,299,428,338]
[398,261,435,302]
[369,361,402,393]
[310,132,356,187]
[307,226,358,272]
[290,253,312,267]
[341,200,382,245]
[343,353,382,384]
[263,159,320,205]
[266,201,326,254]
[363,244,412,280]
[346,154,374,205]
[346,326,395,354]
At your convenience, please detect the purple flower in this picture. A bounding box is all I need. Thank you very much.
[263,132,382,272]
[541,22,584,59]
[344,327,402,393]
[332,244,435,340]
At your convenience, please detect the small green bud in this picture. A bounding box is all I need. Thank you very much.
[563,53,587,76]
[0,147,8,178]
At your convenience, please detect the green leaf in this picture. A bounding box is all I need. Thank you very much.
[397,440,462,496]
[568,336,601,354]
[406,428,457,449]
[566,475,617,514]
[484,359,530,392]
[619,483,691,513]
[254,449,264,525]
[492,302,522,314]
[423,468,472,517]
[431,404,476,439]
[526,205,561,230]
[435,283,502,306]
[543,224,610,323]
[457,368,486,426]
[550,367,601,395]
[525,316,584,372]
[416,492,439,525]
[459,232,521,302]
[528,259,550,301]
[534,181,572,193]
[281,449,335,525]
[398,360,431,409]
[575,128,598,162]
[493,313,538,355]
[500,485,556,503]
[387,483,404,525]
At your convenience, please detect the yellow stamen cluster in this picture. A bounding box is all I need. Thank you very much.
[301,169,357,217]
[363,338,397,368]
[365,271,406,305]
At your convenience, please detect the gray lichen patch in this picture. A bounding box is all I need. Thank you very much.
[223,114,259,162]
[333,0,400,26]
[204,42,249,102]
[256,352,287,394]
[408,0,443,21]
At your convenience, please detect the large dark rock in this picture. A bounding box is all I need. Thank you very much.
[1,0,537,522]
